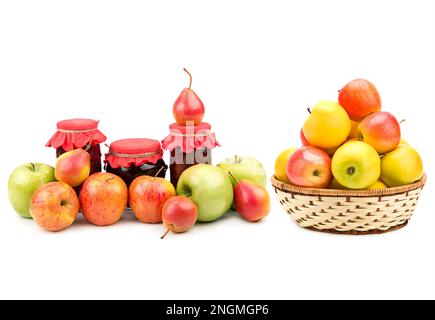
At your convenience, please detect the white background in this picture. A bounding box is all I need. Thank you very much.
[0,0,434,300]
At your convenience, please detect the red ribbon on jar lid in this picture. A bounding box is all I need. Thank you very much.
[161,122,220,153]
[104,138,164,169]
[46,118,107,151]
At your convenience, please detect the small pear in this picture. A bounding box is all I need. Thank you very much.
[55,149,90,187]
[172,68,205,125]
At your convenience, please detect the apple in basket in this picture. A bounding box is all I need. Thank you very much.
[286,146,332,188]
[338,79,382,121]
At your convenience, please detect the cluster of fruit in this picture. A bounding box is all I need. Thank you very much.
[275,79,424,189]
[8,69,271,237]
[8,154,271,237]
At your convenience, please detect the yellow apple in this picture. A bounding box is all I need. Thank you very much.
[303,101,351,149]
[332,141,380,189]
[380,146,423,187]
[274,148,297,183]
[367,180,387,190]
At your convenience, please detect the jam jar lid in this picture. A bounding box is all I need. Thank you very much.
[162,122,220,153]
[46,118,107,151]
[104,138,164,169]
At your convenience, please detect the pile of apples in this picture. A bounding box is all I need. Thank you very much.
[8,69,271,237]
[275,79,424,190]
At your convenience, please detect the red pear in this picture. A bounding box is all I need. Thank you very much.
[229,172,271,222]
[172,68,205,125]
[161,196,198,239]
[55,148,90,187]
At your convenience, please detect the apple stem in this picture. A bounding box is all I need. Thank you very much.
[183,68,193,90]
[160,228,171,240]
[30,163,36,171]
[153,166,165,180]
[400,119,406,124]
[307,108,311,114]
[228,171,239,184]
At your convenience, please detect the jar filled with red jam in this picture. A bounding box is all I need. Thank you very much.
[162,122,220,187]
[46,118,107,175]
[104,138,167,187]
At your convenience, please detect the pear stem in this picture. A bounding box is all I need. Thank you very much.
[228,171,239,184]
[160,228,171,240]
[153,166,165,180]
[30,163,36,171]
[307,108,311,114]
[183,68,193,90]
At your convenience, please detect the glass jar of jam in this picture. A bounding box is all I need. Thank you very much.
[162,122,220,187]
[104,138,167,187]
[46,118,107,175]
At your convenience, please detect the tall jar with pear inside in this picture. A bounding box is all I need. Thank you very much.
[162,122,220,187]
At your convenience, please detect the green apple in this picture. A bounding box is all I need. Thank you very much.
[176,164,233,222]
[217,156,267,187]
[8,163,56,219]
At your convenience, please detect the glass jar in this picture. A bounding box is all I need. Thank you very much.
[104,138,167,187]
[46,118,107,175]
[162,122,220,187]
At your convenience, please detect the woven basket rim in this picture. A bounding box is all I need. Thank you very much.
[271,174,427,197]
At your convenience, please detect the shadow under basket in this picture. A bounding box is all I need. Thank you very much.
[271,174,427,235]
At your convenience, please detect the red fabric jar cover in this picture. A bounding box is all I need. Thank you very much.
[46,118,107,151]
[105,138,164,169]
[161,122,220,153]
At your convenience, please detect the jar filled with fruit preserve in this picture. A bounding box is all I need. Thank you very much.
[161,122,220,187]
[46,118,107,175]
[104,138,168,187]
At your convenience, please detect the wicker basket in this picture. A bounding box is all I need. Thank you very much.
[271,174,427,234]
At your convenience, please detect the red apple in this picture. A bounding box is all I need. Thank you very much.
[286,146,332,188]
[358,111,401,154]
[338,79,381,121]
[80,173,128,226]
[160,196,198,239]
[129,175,176,223]
[30,182,80,232]
[229,172,271,222]
[172,68,205,125]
